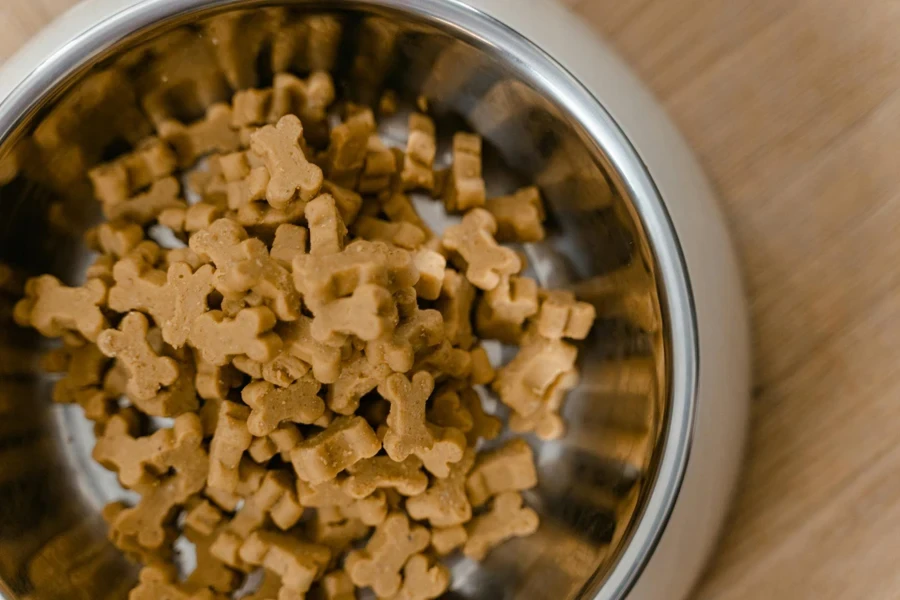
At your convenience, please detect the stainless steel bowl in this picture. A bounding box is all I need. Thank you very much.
[0,1,751,599]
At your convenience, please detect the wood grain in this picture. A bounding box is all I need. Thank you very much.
[1,1,896,598]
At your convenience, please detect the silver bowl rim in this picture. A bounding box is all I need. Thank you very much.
[0,1,699,599]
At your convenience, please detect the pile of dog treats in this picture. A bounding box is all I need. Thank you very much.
[14,68,595,599]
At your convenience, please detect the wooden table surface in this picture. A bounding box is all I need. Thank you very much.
[2,0,898,598]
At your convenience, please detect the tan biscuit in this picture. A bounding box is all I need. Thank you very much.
[444,133,486,213]
[308,513,371,555]
[431,525,467,557]
[485,186,547,243]
[310,284,399,347]
[232,88,273,130]
[183,500,242,594]
[293,239,419,309]
[459,387,502,446]
[435,269,476,349]
[104,501,176,565]
[412,249,446,301]
[328,350,392,415]
[204,460,266,512]
[475,276,540,344]
[353,216,426,250]
[164,247,208,272]
[297,479,388,526]
[466,439,538,507]
[89,138,178,206]
[290,416,381,484]
[159,203,225,235]
[242,375,325,436]
[469,347,496,385]
[109,413,209,549]
[222,151,269,211]
[137,353,200,418]
[359,135,397,194]
[509,368,579,441]
[407,447,475,528]
[130,564,224,600]
[97,312,180,401]
[239,530,331,595]
[492,335,578,417]
[463,491,540,560]
[427,387,474,433]
[307,193,348,255]
[413,340,473,381]
[343,455,428,499]
[251,114,324,208]
[534,289,597,340]
[326,109,376,188]
[271,223,308,268]
[367,307,443,374]
[270,72,335,144]
[108,255,216,349]
[14,275,108,342]
[50,343,110,404]
[184,499,225,537]
[159,103,242,169]
[401,114,436,192]
[88,221,145,258]
[442,208,522,291]
[195,356,243,401]
[243,571,283,600]
[190,219,299,320]
[103,176,187,225]
[248,422,303,464]
[189,307,283,366]
[378,372,434,462]
[208,401,253,494]
[275,316,343,384]
[386,554,450,600]
[85,254,115,285]
[322,180,364,226]
[320,570,356,600]
[345,512,430,598]
[92,411,168,489]
[380,191,431,233]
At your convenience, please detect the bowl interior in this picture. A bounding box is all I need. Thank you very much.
[0,2,670,599]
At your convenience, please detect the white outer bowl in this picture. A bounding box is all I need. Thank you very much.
[0,1,750,598]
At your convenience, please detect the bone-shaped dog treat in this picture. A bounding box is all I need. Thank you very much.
[326,108,376,188]
[379,191,431,232]
[14,275,108,342]
[250,114,324,208]
[469,347,496,386]
[50,342,110,406]
[466,439,538,507]
[297,479,388,527]
[130,564,224,600]
[242,571,282,600]
[444,133,486,213]
[242,375,325,436]
[310,283,399,347]
[195,356,243,401]
[459,387,502,446]
[232,88,273,130]
[367,308,444,374]
[353,216,427,251]
[387,554,451,600]
[208,401,253,494]
[533,289,597,340]
[307,193,348,255]
[189,307,283,366]
[308,512,371,556]
[427,386,474,433]
[413,250,446,301]
[249,422,304,464]
[322,180,364,226]
[159,103,242,169]
[110,413,209,549]
[343,455,429,499]
[327,350,392,415]
[359,135,397,194]
[136,352,199,418]
[378,372,435,462]
[407,448,475,528]
[509,369,579,441]
[293,239,419,309]
[435,269,476,350]
[416,425,467,479]
[239,530,332,595]
[89,221,145,258]
[271,223,308,268]
[270,72,335,144]
[92,410,168,489]
[492,334,578,417]
[413,340,473,382]
[89,138,178,206]
[183,500,242,594]
[255,316,342,386]
[108,255,215,349]
[290,416,381,484]
[159,202,225,235]
[463,491,540,560]
[485,186,547,243]
[104,501,177,565]
[401,114,436,192]
[475,276,540,344]
[431,525,467,557]
[345,512,430,598]
[442,208,522,291]
[319,570,356,600]
[102,177,185,230]
[97,312,180,401]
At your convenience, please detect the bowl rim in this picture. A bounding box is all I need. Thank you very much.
[0,1,699,599]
